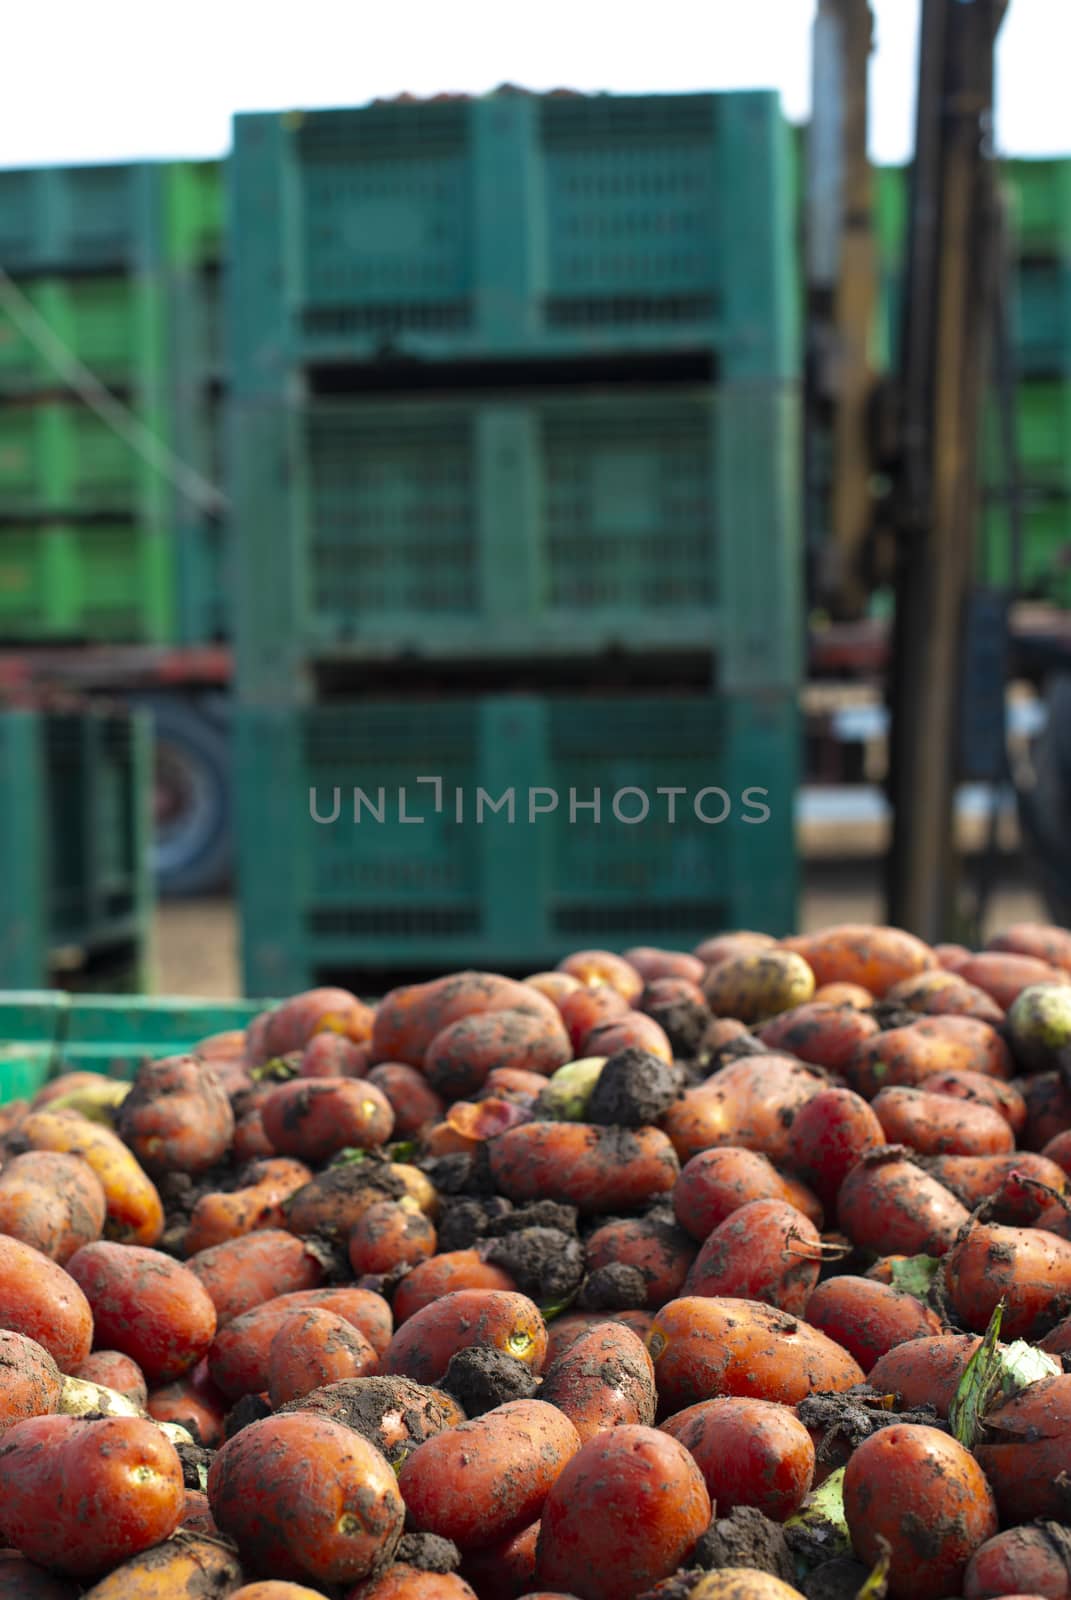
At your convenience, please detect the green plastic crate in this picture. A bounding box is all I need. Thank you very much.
[983,381,1071,490]
[874,164,908,273]
[0,522,174,642]
[0,710,153,991]
[0,400,166,519]
[233,383,802,700]
[229,91,796,387]
[236,691,800,995]
[0,163,160,275]
[0,277,156,394]
[1004,159,1071,260]
[981,492,1071,606]
[164,162,225,269]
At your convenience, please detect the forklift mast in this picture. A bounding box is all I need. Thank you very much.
[806,0,1009,943]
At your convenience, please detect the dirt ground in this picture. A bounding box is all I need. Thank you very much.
[151,865,1050,997]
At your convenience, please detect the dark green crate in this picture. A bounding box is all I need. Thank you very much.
[980,492,1071,606]
[1014,262,1071,376]
[0,163,160,275]
[229,91,796,387]
[0,522,174,642]
[0,399,168,520]
[233,383,801,700]
[0,710,153,991]
[236,691,799,995]
[1004,159,1071,260]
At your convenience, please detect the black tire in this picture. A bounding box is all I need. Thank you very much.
[135,696,232,898]
[1017,675,1071,928]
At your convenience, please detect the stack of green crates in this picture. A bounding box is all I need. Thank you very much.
[229,90,804,991]
[0,160,226,646]
[0,707,153,991]
[162,161,230,643]
[873,159,1071,607]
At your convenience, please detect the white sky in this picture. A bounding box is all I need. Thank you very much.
[2,0,1068,169]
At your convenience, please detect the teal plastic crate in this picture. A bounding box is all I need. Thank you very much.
[0,163,160,275]
[57,995,269,1078]
[1004,159,1071,260]
[981,492,1071,606]
[1014,262,1071,376]
[0,710,153,991]
[229,91,796,387]
[233,383,802,701]
[236,690,800,995]
[0,991,274,1102]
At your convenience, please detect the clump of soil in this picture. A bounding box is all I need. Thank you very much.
[483,1227,585,1303]
[435,1195,516,1252]
[396,1533,462,1573]
[586,1049,683,1128]
[800,1557,873,1600]
[277,1375,461,1465]
[223,1392,272,1439]
[693,1506,798,1583]
[577,1262,649,1311]
[438,1346,540,1416]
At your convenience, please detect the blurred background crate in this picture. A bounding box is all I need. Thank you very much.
[0,164,159,276]
[235,690,798,995]
[232,382,801,700]
[0,707,152,991]
[0,522,173,642]
[228,91,796,389]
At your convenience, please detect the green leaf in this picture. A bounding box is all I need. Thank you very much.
[949,1302,1062,1448]
[539,1288,579,1322]
[950,1301,1004,1448]
[997,1339,1061,1397]
[387,1140,419,1163]
[196,1462,209,1495]
[785,1466,851,1563]
[887,1255,940,1299]
[249,1055,299,1083]
[855,1537,891,1600]
[329,1146,369,1167]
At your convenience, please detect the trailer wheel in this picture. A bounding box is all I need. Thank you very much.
[139,697,232,898]
[1017,675,1071,928]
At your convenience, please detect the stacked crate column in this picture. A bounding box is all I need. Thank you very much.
[713,381,803,693]
[236,706,307,996]
[232,400,309,703]
[477,697,551,957]
[472,96,545,350]
[720,690,801,936]
[228,116,294,398]
[715,94,799,380]
[0,714,48,989]
[477,406,544,628]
